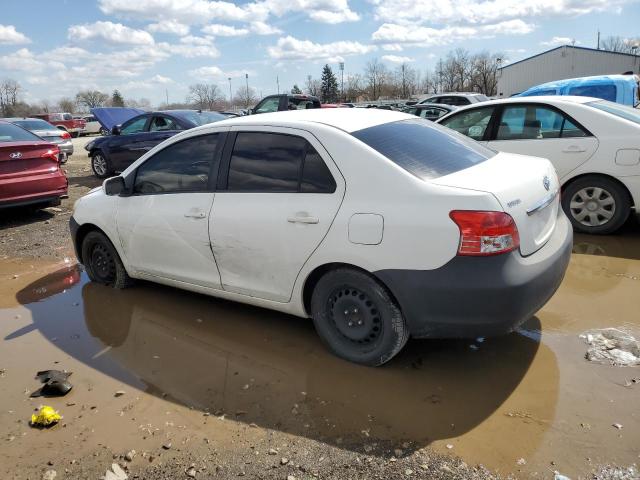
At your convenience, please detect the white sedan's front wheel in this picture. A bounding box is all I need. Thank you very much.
[562,175,631,235]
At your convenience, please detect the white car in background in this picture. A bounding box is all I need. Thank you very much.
[438,96,640,234]
[70,109,571,366]
[81,114,105,136]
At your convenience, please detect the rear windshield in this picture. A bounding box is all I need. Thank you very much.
[352,118,495,180]
[0,123,41,142]
[172,111,226,126]
[587,100,640,125]
[12,119,57,131]
[289,97,321,109]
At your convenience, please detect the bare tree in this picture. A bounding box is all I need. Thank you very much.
[0,79,22,116]
[126,97,152,110]
[58,97,77,113]
[364,58,388,100]
[233,86,258,109]
[76,90,109,109]
[305,75,321,96]
[421,69,439,95]
[470,52,502,96]
[345,73,364,101]
[601,36,640,53]
[188,83,224,110]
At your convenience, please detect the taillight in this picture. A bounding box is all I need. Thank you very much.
[41,147,60,163]
[60,131,71,140]
[449,211,520,256]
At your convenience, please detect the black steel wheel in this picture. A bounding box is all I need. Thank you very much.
[311,268,408,366]
[81,231,133,289]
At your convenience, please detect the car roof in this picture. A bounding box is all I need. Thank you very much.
[200,108,413,133]
[451,95,598,110]
[2,117,46,121]
[412,103,455,109]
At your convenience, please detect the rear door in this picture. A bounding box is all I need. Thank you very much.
[487,103,598,178]
[209,127,344,302]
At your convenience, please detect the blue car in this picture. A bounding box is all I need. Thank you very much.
[517,74,640,107]
[85,109,226,178]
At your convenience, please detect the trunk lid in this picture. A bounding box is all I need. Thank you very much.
[31,130,64,144]
[0,142,60,180]
[433,152,560,256]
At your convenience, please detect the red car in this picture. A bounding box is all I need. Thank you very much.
[33,113,86,137]
[0,120,68,209]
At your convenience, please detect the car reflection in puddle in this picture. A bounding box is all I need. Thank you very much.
[12,267,553,455]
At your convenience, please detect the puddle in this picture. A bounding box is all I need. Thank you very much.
[1,227,639,477]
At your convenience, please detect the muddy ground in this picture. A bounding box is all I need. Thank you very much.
[1,137,639,479]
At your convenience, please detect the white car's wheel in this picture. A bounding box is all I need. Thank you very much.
[562,176,631,234]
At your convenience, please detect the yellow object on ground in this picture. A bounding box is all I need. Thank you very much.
[31,405,61,427]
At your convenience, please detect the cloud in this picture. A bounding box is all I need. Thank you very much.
[180,35,215,45]
[0,24,30,45]
[541,36,580,46]
[188,66,251,80]
[381,44,403,51]
[202,24,250,36]
[249,21,282,35]
[372,20,534,47]
[98,0,360,26]
[267,35,375,62]
[382,55,413,63]
[68,21,155,45]
[370,0,629,26]
[148,20,190,35]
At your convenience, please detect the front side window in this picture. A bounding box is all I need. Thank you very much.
[353,118,495,180]
[403,107,418,115]
[62,113,73,120]
[568,84,617,102]
[121,116,148,135]
[439,106,495,140]
[149,116,179,132]
[254,97,280,114]
[496,105,588,140]
[227,132,336,193]
[133,134,219,194]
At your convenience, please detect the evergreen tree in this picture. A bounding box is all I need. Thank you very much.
[320,65,339,103]
[291,84,302,94]
[111,89,125,107]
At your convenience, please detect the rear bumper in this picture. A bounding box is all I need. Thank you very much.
[0,171,68,208]
[374,211,573,339]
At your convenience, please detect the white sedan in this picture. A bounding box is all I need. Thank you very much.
[70,109,572,366]
[437,96,640,234]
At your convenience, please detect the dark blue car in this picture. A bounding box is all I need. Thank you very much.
[85,109,226,178]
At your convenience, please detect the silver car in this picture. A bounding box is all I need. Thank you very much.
[5,117,74,163]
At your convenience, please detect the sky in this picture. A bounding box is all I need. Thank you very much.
[0,0,639,106]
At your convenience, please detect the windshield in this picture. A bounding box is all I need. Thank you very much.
[0,123,41,142]
[172,111,226,126]
[587,100,640,125]
[352,118,495,180]
[12,119,57,131]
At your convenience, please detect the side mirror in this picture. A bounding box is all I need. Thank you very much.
[104,176,126,196]
[111,125,121,136]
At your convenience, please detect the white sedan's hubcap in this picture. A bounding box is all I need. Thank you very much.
[569,187,615,227]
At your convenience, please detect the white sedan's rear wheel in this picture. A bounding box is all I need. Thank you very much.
[562,176,630,234]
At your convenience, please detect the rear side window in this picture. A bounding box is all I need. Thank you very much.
[0,123,41,142]
[227,132,335,193]
[134,134,219,194]
[496,105,588,140]
[352,119,495,180]
[568,84,617,102]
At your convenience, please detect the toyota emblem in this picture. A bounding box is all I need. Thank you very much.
[543,175,550,191]
[9,152,22,159]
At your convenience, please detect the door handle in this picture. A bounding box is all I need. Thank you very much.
[184,211,206,219]
[287,215,319,224]
[562,145,586,153]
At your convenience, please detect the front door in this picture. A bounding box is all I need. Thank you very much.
[109,115,151,170]
[116,133,224,288]
[487,104,599,179]
[209,127,344,302]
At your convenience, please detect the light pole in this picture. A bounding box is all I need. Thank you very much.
[228,77,232,108]
[276,75,280,94]
[245,73,250,109]
[339,62,344,102]
[632,45,639,71]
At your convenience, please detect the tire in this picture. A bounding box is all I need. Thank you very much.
[310,268,409,366]
[562,175,631,235]
[71,132,79,138]
[81,231,133,289]
[91,151,113,179]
